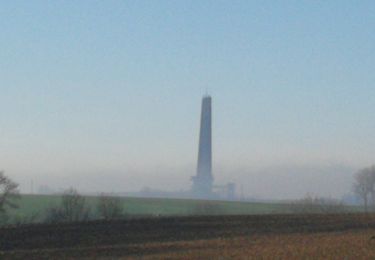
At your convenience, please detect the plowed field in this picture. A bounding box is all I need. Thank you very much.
[1,214,375,259]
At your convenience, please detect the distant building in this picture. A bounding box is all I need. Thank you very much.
[191,95,214,197]
[213,182,236,200]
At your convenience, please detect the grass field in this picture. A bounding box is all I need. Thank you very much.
[6,194,362,224]
[7,194,289,222]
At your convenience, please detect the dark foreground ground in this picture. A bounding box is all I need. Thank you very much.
[1,214,375,259]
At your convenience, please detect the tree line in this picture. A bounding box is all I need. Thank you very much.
[0,171,124,225]
[44,188,124,223]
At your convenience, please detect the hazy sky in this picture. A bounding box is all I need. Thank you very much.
[1,1,375,198]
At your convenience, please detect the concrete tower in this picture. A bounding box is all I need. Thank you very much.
[192,95,213,197]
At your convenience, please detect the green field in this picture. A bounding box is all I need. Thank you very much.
[6,194,362,224]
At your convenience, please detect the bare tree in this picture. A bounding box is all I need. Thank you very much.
[97,194,124,220]
[0,171,20,223]
[61,188,91,222]
[353,167,374,212]
[367,166,375,206]
[45,188,90,223]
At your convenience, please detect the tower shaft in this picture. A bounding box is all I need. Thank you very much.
[192,96,213,196]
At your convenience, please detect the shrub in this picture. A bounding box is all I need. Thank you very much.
[289,194,346,214]
[45,188,91,223]
[97,194,124,220]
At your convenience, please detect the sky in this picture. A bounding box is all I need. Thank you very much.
[1,1,375,199]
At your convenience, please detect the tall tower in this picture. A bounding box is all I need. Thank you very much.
[192,95,213,197]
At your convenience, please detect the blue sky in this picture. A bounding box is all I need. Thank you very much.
[1,1,375,197]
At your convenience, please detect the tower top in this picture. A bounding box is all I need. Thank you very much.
[204,87,211,97]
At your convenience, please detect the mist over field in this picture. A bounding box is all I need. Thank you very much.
[7,162,353,200]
